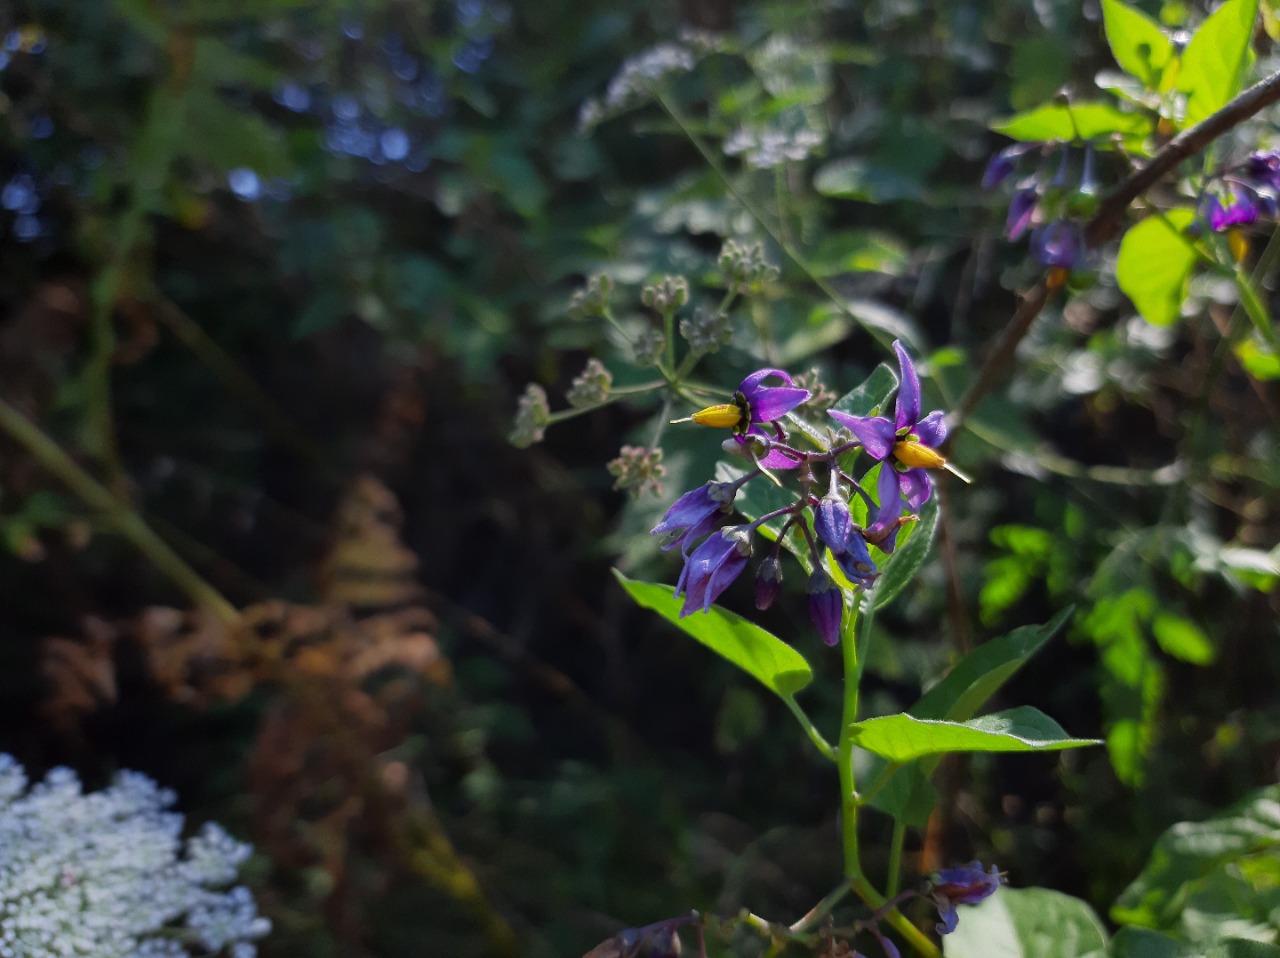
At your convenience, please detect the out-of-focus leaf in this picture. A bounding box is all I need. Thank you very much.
[1112,785,1280,933]
[1234,335,1280,380]
[1109,927,1188,958]
[813,158,925,201]
[613,572,814,698]
[831,362,898,417]
[1116,211,1199,326]
[1178,0,1259,127]
[1218,547,1280,592]
[944,887,1109,958]
[1151,613,1215,665]
[849,707,1099,762]
[991,101,1153,142]
[809,231,909,276]
[1102,0,1176,87]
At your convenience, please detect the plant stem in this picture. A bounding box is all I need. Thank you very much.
[836,596,862,881]
[853,877,941,958]
[0,397,240,627]
[784,695,837,763]
[886,820,906,897]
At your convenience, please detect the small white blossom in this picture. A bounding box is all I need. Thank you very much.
[0,755,269,958]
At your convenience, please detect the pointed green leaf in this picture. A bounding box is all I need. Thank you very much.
[1151,613,1215,665]
[943,887,1109,958]
[1102,0,1176,88]
[992,101,1153,142]
[872,491,939,610]
[1116,211,1199,326]
[1179,0,1259,127]
[850,707,1100,762]
[613,571,814,698]
[831,362,898,417]
[866,611,1073,824]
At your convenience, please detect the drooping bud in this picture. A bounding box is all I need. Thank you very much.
[814,495,853,554]
[807,570,843,646]
[754,554,783,610]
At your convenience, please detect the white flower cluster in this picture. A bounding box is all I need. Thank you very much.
[579,42,696,128]
[723,125,824,169]
[0,755,270,958]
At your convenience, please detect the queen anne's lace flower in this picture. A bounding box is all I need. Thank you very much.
[0,754,269,958]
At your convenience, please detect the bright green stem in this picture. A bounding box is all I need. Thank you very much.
[886,820,906,897]
[853,877,942,958]
[836,596,862,880]
[0,397,241,627]
[784,695,837,763]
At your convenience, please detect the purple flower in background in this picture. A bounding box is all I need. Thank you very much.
[650,480,740,552]
[1030,220,1083,269]
[829,341,949,510]
[982,143,1032,190]
[674,526,752,616]
[1246,150,1280,190]
[1207,190,1259,231]
[928,862,1004,935]
[689,368,810,469]
[1004,187,1038,240]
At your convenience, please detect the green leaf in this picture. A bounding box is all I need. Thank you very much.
[991,101,1153,142]
[613,571,814,698]
[831,362,898,417]
[1109,927,1188,958]
[714,462,811,568]
[1234,334,1280,380]
[1151,613,1215,665]
[1208,942,1280,958]
[1179,0,1259,127]
[813,158,926,201]
[1102,0,1176,87]
[872,491,939,610]
[1116,211,1199,326]
[867,611,1072,824]
[1112,784,1280,931]
[809,231,909,277]
[849,707,1100,762]
[943,887,1109,958]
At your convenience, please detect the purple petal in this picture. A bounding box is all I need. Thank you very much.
[735,428,804,469]
[828,412,896,460]
[815,496,854,553]
[1005,188,1037,241]
[893,341,920,429]
[913,410,948,447]
[739,367,795,391]
[934,899,959,936]
[739,368,810,423]
[866,465,903,551]
[898,467,932,509]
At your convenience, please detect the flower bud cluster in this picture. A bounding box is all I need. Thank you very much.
[719,239,780,293]
[607,445,666,497]
[509,383,551,448]
[641,275,690,314]
[0,754,269,958]
[566,357,613,408]
[567,273,613,320]
[679,306,732,352]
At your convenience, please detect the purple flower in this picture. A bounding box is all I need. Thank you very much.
[835,528,877,586]
[863,463,904,553]
[1004,187,1037,240]
[1246,150,1280,190]
[814,494,854,553]
[1207,190,1259,231]
[928,862,1004,935]
[828,341,949,510]
[981,144,1031,190]
[1030,220,1083,269]
[674,526,752,616]
[807,571,843,646]
[651,480,738,552]
[691,368,810,469]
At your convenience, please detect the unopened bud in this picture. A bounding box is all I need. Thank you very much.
[754,555,783,610]
[510,384,551,448]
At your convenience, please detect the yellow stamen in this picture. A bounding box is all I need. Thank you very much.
[1227,227,1250,263]
[691,403,745,429]
[893,440,947,470]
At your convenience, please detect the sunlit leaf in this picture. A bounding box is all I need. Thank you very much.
[991,101,1153,142]
[1178,0,1259,127]
[849,707,1099,762]
[614,571,814,698]
[1102,0,1176,87]
[1116,211,1199,326]
[944,888,1109,958]
[1151,613,1215,665]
